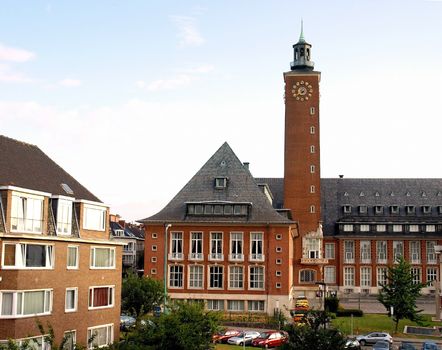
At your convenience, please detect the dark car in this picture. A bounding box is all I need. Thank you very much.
[251,330,289,348]
[212,329,241,343]
[344,338,361,350]
[373,340,391,350]
[399,342,417,350]
[422,341,440,350]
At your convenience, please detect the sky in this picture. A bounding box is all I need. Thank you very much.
[1,0,442,222]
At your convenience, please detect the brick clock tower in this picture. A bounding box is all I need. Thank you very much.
[284,26,327,297]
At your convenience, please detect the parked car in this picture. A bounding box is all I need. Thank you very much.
[399,342,417,350]
[373,340,391,350]
[356,332,393,346]
[344,338,361,350]
[251,330,289,348]
[227,331,261,346]
[422,341,440,350]
[120,315,136,331]
[212,329,242,343]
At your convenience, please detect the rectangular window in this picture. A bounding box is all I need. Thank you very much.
[207,299,224,311]
[393,241,403,262]
[377,267,387,287]
[305,238,320,259]
[310,126,315,134]
[409,224,419,232]
[359,205,367,214]
[64,331,76,350]
[88,286,114,309]
[209,232,223,260]
[343,224,353,232]
[411,267,421,285]
[249,266,264,289]
[360,224,370,232]
[427,241,437,264]
[15,335,50,350]
[325,243,335,259]
[229,266,244,289]
[426,225,436,232]
[324,266,336,284]
[2,243,54,269]
[377,224,386,232]
[90,247,115,268]
[170,232,183,259]
[87,324,113,349]
[360,267,371,287]
[83,204,106,231]
[310,145,315,153]
[410,241,421,264]
[65,288,78,312]
[343,267,355,286]
[11,192,44,233]
[375,206,384,215]
[188,265,203,289]
[0,289,52,317]
[343,205,352,214]
[189,232,203,260]
[310,107,315,115]
[376,241,387,263]
[427,267,438,283]
[229,232,243,260]
[360,241,371,263]
[67,246,79,269]
[310,165,315,173]
[250,232,264,261]
[393,224,402,232]
[169,265,183,288]
[390,205,399,214]
[344,241,354,263]
[57,199,73,235]
[248,300,265,312]
[209,265,223,289]
[215,177,227,188]
[227,300,244,312]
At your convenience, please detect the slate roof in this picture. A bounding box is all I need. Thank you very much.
[0,135,101,202]
[110,221,144,239]
[139,142,293,225]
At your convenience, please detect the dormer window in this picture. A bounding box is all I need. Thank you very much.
[359,205,367,214]
[406,205,416,214]
[214,205,223,215]
[215,177,227,189]
[56,199,73,235]
[343,205,352,214]
[390,205,399,214]
[11,192,44,234]
[375,206,384,215]
[194,204,203,215]
[422,205,432,214]
[114,229,124,237]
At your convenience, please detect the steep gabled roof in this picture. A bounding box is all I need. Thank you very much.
[0,135,101,202]
[139,142,292,224]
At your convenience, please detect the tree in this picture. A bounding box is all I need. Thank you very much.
[281,310,346,350]
[122,272,163,316]
[377,257,426,333]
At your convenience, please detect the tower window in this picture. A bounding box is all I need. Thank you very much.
[310,205,315,213]
[300,48,305,57]
[310,185,315,193]
[215,177,227,188]
[310,165,315,173]
[310,126,315,134]
[310,107,315,115]
[310,145,315,153]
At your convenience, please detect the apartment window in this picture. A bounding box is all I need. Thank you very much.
[170,232,183,259]
[276,270,282,277]
[310,185,315,193]
[151,233,157,239]
[360,267,371,287]
[15,335,51,350]
[325,243,335,259]
[0,289,52,317]
[230,232,243,260]
[215,177,227,188]
[83,204,106,231]
[150,268,157,275]
[409,224,419,233]
[169,265,183,288]
[151,245,157,252]
[393,241,403,262]
[300,269,316,283]
[209,265,223,289]
[87,324,113,349]
[427,241,437,264]
[210,232,223,260]
[422,205,432,214]
[310,165,315,173]
[55,199,73,235]
[248,300,265,312]
[189,232,203,260]
[88,286,114,309]
[310,205,316,213]
[276,246,282,253]
[227,300,244,312]
[305,238,320,259]
[229,266,244,289]
[90,247,115,268]
[10,192,43,233]
[249,266,264,289]
[250,232,263,261]
[2,243,54,269]
[343,224,353,232]
[377,267,387,287]
[344,240,354,263]
[343,205,352,214]
[406,205,416,214]
[276,282,282,288]
[426,225,436,232]
[65,288,78,312]
[310,107,315,115]
[375,206,384,215]
[360,224,370,232]
[359,205,367,214]
[310,126,315,134]
[310,145,315,153]
[393,224,402,232]
[427,267,438,283]
[410,241,421,264]
[151,257,157,263]
[376,224,386,232]
[343,267,355,286]
[376,241,387,263]
[360,241,371,263]
[276,259,282,264]
[324,266,336,284]
[188,265,203,289]
[64,331,76,350]
[390,205,399,214]
[204,204,213,214]
[207,299,224,311]
[411,267,422,285]
[67,246,78,269]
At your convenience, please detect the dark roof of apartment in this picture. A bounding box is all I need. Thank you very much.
[139,142,293,225]
[0,135,101,202]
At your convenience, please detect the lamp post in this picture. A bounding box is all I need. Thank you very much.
[434,245,442,321]
[163,224,172,313]
[315,281,327,311]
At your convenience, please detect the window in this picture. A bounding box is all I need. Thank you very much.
[189,232,203,260]
[114,229,124,237]
[359,205,367,214]
[343,267,355,286]
[207,299,224,311]
[310,107,315,115]
[150,268,157,274]
[305,238,320,259]
[276,233,282,240]
[151,257,157,263]
[427,241,437,264]
[377,267,387,287]
[276,283,281,288]
[151,232,157,239]
[67,246,78,269]
[83,204,106,231]
[426,225,436,232]
[88,286,114,309]
[204,204,213,214]
[310,165,315,173]
[90,247,115,268]
[229,266,244,289]
[360,267,371,287]
[276,259,282,264]
[87,324,113,349]
[324,266,336,284]
[406,205,416,214]
[427,267,438,283]
[310,185,315,193]
[276,247,282,253]
[300,269,316,283]
[360,241,371,263]
[411,267,422,285]
[189,265,203,289]
[344,241,354,263]
[393,241,403,262]
[310,205,315,213]
[325,243,335,259]
[375,206,384,214]
[390,205,399,214]
[410,241,421,264]
[0,289,52,317]
[422,205,432,214]
[65,288,78,312]
[215,177,227,188]
[170,232,183,259]
[377,224,386,232]
[310,145,315,153]
[151,245,157,251]
[169,265,183,288]
[276,270,282,276]
[376,241,387,263]
[227,300,244,311]
[64,331,76,350]
[14,335,51,350]
[209,232,223,260]
[310,126,315,134]
[248,300,265,312]
[209,266,223,289]
[343,224,353,232]
[343,205,352,214]
[250,232,264,261]
[230,232,243,260]
[360,224,370,232]
[11,192,44,233]
[2,243,54,269]
[56,199,73,235]
[393,224,402,232]
[409,224,419,232]
[249,266,264,289]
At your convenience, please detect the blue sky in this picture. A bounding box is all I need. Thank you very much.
[1,0,442,221]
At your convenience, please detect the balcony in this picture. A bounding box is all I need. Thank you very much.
[208,253,224,261]
[188,253,203,261]
[168,252,184,261]
[249,254,265,262]
[300,257,329,265]
[228,253,244,262]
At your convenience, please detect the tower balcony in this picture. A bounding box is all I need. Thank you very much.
[300,257,328,265]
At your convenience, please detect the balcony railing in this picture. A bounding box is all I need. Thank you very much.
[360,258,371,264]
[188,253,203,261]
[208,253,223,261]
[249,254,265,262]
[228,253,244,262]
[168,252,184,261]
[300,257,328,265]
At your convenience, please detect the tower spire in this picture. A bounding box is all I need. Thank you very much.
[290,20,314,71]
[299,19,305,43]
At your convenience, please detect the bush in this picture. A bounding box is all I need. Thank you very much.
[336,309,363,317]
[325,296,339,313]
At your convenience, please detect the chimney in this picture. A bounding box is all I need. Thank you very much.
[243,162,249,170]
[339,175,344,179]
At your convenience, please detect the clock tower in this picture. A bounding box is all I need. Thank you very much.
[284,25,326,294]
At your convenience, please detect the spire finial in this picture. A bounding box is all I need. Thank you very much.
[299,19,305,42]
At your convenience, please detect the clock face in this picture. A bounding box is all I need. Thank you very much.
[292,81,313,101]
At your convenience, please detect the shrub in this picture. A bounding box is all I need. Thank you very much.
[336,309,363,317]
[325,296,339,313]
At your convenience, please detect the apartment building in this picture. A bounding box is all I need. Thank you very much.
[0,135,121,349]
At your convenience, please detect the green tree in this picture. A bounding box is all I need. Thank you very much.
[281,310,346,350]
[377,257,426,333]
[122,272,163,316]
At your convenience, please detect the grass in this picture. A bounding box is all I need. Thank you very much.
[331,313,441,339]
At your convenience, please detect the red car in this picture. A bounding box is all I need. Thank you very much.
[212,329,241,343]
[251,330,289,348]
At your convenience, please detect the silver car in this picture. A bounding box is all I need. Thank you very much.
[356,332,393,346]
[227,331,261,346]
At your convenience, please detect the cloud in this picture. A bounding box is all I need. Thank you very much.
[184,64,214,74]
[59,78,82,87]
[170,15,205,47]
[0,63,33,83]
[0,43,35,62]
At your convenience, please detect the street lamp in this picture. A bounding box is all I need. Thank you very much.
[315,281,327,311]
[433,245,442,321]
[163,224,172,313]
